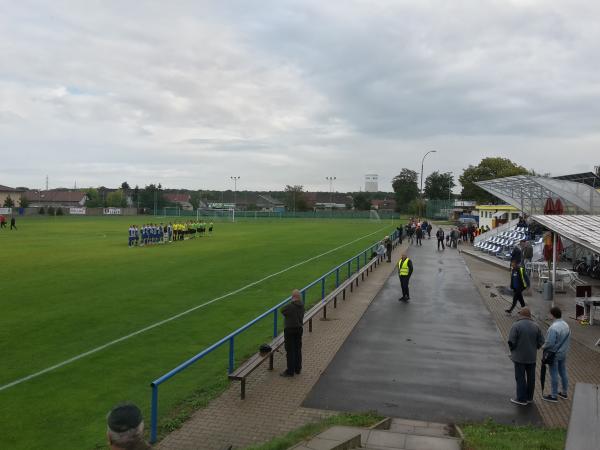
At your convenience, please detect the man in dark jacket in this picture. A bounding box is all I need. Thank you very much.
[280,289,305,377]
[436,228,445,250]
[507,308,544,405]
[398,253,414,301]
[385,236,393,262]
[510,244,522,266]
[415,227,423,246]
[506,260,529,314]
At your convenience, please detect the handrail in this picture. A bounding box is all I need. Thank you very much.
[149,230,397,442]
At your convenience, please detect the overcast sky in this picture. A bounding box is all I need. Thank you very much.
[1,1,599,192]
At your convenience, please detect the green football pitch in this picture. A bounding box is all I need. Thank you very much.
[0,216,397,449]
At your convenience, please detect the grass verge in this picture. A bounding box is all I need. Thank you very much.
[461,420,566,450]
[244,411,384,450]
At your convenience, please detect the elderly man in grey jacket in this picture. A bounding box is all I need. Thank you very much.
[507,307,544,405]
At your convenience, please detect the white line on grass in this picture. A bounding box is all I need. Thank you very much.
[0,225,388,392]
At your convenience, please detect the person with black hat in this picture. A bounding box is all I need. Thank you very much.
[107,403,151,450]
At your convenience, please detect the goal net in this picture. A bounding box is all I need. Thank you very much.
[369,210,381,222]
[197,208,236,222]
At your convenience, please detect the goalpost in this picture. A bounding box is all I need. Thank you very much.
[369,209,381,222]
[198,208,236,222]
[163,206,181,217]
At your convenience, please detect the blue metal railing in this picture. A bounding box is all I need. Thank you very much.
[149,230,397,442]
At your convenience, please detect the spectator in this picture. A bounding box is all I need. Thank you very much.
[542,307,571,402]
[521,239,533,273]
[436,227,445,250]
[426,222,432,239]
[280,289,305,377]
[0,214,6,228]
[385,236,393,262]
[10,216,16,230]
[376,241,386,258]
[106,403,151,450]
[415,226,423,246]
[396,226,403,244]
[507,308,544,406]
[506,260,529,314]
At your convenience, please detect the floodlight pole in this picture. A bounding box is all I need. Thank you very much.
[420,150,437,218]
[326,176,336,216]
[230,176,240,222]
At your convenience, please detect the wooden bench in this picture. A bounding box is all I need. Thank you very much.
[228,253,386,399]
[565,383,600,450]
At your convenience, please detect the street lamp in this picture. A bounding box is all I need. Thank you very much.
[420,150,437,217]
[230,176,240,208]
[326,176,336,214]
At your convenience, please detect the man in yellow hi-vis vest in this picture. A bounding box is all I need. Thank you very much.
[398,253,414,301]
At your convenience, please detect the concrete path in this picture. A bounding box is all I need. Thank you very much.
[303,235,542,425]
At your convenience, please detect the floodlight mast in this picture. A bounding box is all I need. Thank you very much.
[230,176,240,222]
[326,176,336,216]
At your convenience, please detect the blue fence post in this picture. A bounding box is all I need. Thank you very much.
[336,268,340,287]
[364,251,367,265]
[356,255,360,271]
[150,384,158,443]
[347,261,351,277]
[228,337,235,374]
[302,290,306,305]
[273,309,278,337]
[321,277,325,300]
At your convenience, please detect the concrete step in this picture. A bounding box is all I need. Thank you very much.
[289,426,361,450]
[290,423,462,450]
[364,429,461,450]
[388,418,453,438]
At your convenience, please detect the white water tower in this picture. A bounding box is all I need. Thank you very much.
[365,174,378,192]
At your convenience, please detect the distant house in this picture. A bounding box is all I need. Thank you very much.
[24,190,88,208]
[371,198,397,211]
[164,193,194,210]
[0,185,25,207]
[304,192,353,209]
[256,194,285,212]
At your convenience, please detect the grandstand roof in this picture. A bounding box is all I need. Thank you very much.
[553,172,600,188]
[0,185,24,192]
[531,215,600,254]
[476,175,600,215]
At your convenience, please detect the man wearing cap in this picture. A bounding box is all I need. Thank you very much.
[107,403,151,449]
[280,289,305,377]
[507,308,544,406]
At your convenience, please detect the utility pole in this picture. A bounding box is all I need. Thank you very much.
[420,150,437,217]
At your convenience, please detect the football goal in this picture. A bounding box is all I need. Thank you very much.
[369,209,381,222]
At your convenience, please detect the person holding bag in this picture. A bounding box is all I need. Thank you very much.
[542,307,571,402]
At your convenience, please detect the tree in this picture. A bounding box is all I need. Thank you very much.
[392,169,419,212]
[3,195,14,207]
[139,184,167,210]
[284,185,308,212]
[106,189,127,207]
[121,181,130,190]
[424,171,455,200]
[459,157,529,203]
[18,195,29,208]
[85,188,102,207]
[353,192,371,210]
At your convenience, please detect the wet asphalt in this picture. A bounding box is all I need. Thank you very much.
[303,235,542,425]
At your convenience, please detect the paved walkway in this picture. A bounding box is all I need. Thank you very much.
[463,251,600,428]
[157,243,406,450]
[303,235,541,425]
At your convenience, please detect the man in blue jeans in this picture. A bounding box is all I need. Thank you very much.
[507,307,544,405]
[542,306,571,402]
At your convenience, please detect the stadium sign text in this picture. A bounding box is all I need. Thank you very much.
[0,207,12,214]
[103,208,122,215]
[69,207,86,215]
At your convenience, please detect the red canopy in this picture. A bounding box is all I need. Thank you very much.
[554,198,564,215]
[544,197,555,214]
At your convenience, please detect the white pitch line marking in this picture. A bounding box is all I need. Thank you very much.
[0,225,388,392]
